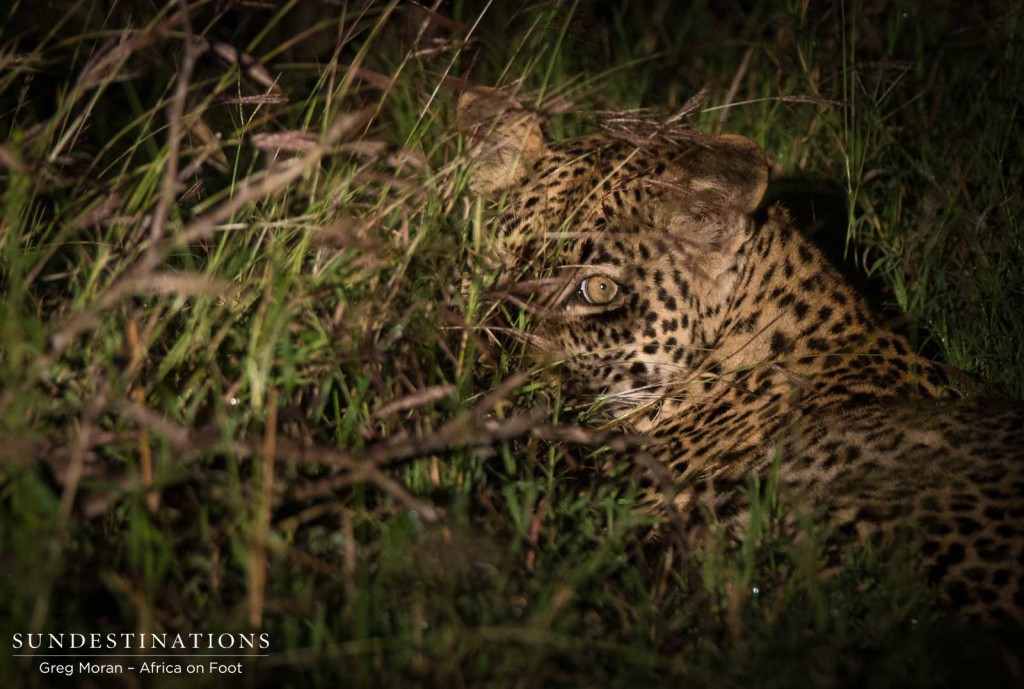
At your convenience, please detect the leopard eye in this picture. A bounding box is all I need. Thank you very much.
[579,275,619,305]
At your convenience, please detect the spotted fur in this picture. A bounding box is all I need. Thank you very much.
[458,88,1024,625]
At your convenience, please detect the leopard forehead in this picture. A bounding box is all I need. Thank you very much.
[497,134,759,249]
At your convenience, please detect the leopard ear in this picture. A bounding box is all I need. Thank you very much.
[457,87,548,193]
[713,134,768,213]
[672,134,768,215]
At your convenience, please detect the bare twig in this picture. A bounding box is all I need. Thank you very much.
[372,384,457,419]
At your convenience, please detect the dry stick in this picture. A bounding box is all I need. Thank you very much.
[110,395,638,552]
[114,363,642,530]
[371,383,457,419]
[248,389,278,631]
[284,408,541,479]
[282,373,539,505]
[110,396,540,521]
[283,411,644,508]
[110,387,641,535]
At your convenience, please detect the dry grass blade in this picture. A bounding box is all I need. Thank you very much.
[334,64,396,93]
[208,40,283,94]
[124,271,229,297]
[716,48,753,130]
[250,131,322,153]
[217,94,290,105]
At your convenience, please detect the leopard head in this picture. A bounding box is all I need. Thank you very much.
[458,88,769,410]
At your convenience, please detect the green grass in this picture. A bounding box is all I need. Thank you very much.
[1,1,1022,687]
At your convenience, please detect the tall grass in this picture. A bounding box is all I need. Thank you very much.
[1,1,1021,687]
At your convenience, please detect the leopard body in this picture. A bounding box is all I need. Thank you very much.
[457,89,1024,624]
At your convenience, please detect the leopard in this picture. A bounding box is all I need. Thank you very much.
[456,87,1024,628]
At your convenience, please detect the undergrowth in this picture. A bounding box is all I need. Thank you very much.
[1,1,1021,687]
